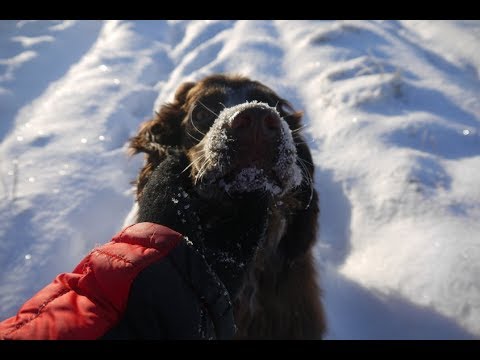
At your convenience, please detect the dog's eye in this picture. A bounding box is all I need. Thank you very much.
[193,108,215,127]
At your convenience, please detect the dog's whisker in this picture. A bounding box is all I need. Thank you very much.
[298,157,314,167]
[197,100,219,117]
[274,101,281,113]
[186,130,203,143]
[297,159,314,209]
[190,147,209,154]
[181,154,207,174]
[291,124,310,133]
[189,104,207,136]
[294,140,316,146]
[197,161,212,182]
[298,158,313,186]
[194,159,211,185]
[197,159,214,182]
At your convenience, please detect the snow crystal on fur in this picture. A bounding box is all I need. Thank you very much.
[201,101,302,195]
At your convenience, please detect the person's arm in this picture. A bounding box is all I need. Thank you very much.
[1,152,261,340]
[0,223,235,340]
[101,238,235,340]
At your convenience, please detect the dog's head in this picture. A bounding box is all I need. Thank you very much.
[131,75,324,337]
[131,74,312,203]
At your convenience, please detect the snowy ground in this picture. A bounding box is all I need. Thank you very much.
[1,20,479,339]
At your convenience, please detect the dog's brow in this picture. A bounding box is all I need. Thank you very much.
[221,85,252,108]
[194,88,226,104]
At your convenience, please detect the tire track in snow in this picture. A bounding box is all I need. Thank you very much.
[152,21,291,109]
[0,20,103,143]
[274,20,353,268]
[152,20,236,108]
[275,20,477,339]
[0,20,184,320]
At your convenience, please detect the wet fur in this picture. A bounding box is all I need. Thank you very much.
[130,74,326,339]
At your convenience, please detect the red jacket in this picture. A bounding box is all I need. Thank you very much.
[0,222,235,340]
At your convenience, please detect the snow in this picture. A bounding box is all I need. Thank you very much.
[200,101,302,195]
[1,20,479,339]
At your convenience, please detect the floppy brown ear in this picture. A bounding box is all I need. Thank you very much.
[129,81,196,156]
[129,81,197,200]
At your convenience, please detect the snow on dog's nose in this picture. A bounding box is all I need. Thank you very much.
[229,105,282,171]
[231,106,281,135]
[195,101,302,196]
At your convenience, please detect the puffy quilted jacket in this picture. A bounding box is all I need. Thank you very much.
[0,222,235,340]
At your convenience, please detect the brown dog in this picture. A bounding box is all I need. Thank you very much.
[130,74,326,339]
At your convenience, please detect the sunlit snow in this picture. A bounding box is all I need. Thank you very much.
[0,20,479,339]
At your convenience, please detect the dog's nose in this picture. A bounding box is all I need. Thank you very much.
[230,107,281,137]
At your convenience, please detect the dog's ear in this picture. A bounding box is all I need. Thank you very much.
[129,81,197,200]
[172,81,196,106]
[129,81,197,156]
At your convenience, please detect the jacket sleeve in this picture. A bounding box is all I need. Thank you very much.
[0,222,235,340]
[101,240,235,340]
